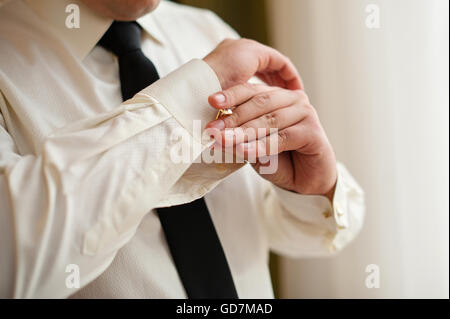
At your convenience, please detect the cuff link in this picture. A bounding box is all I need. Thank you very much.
[213,108,234,171]
[335,202,344,216]
[215,108,233,120]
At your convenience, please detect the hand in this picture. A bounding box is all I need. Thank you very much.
[206,83,337,201]
[203,38,302,90]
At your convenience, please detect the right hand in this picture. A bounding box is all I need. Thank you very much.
[203,38,303,90]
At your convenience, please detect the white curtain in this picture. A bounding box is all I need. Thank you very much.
[266,0,449,298]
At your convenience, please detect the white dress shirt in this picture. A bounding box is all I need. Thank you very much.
[0,0,365,298]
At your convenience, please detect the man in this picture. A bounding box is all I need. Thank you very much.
[0,0,364,298]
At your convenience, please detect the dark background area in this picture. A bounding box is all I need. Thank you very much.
[176,0,269,45]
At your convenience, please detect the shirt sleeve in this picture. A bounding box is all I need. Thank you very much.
[0,59,236,298]
[261,162,365,258]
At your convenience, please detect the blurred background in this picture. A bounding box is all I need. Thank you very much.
[177,0,449,299]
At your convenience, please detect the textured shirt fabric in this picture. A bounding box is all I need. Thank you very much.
[0,0,365,298]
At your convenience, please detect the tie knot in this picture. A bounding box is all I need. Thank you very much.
[98,21,142,57]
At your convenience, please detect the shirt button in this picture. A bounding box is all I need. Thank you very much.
[328,244,337,253]
[335,203,344,216]
[322,211,332,218]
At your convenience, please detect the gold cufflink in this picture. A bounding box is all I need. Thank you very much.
[213,108,232,172]
[215,108,233,120]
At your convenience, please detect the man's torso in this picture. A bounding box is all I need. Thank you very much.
[0,0,275,298]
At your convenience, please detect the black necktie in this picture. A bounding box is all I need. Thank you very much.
[98,21,238,299]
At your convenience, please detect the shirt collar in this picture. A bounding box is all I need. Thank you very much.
[137,11,166,47]
[25,0,166,60]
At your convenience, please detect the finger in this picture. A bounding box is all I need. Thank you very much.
[256,45,303,90]
[226,103,310,145]
[263,72,284,88]
[220,89,302,129]
[256,71,290,90]
[208,83,272,109]
[236,122,314,159]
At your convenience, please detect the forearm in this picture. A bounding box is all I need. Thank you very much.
[0,59,226,298]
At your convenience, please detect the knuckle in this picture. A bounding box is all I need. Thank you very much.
[242,82,256,91]
[252,92,271,108]
[306,103,318,116]
[224,112,239,127]
[305,115,322,136]
[294,89,307,101]
[277,130,289,147]
[294,89,305,97]
[310,117,323,132]
[303,101,314,111]
[263,112,278,128]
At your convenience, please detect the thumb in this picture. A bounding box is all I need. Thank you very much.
[256,45,303,90]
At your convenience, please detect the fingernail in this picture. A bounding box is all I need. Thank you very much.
[212,93,226,105]
[207,119,225,130]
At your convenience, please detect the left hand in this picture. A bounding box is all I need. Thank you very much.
[203,38,302,90]
[206,83,337,201]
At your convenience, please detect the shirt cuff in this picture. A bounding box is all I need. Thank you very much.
[140,58,222,143]
[138,59,244,207]
[272,163,354,235]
